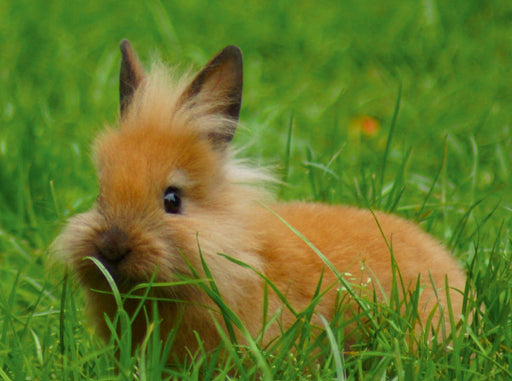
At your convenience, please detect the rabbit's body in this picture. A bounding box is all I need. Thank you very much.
[55,41,466,360]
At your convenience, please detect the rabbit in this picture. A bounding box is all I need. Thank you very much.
[54,40,466,361]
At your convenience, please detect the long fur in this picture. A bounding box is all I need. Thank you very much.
[53,43,466,361]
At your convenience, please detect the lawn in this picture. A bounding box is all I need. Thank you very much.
[1,0,512,379]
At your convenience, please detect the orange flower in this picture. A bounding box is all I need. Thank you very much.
[350,115,380,138]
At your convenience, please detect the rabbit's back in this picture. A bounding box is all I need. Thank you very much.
[250,202,465,337]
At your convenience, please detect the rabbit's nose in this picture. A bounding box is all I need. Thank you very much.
[96,227,132,265]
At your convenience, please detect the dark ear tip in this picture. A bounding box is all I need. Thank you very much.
[222,45,243,60]
[120,39,131,53]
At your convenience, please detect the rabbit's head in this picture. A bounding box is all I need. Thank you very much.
[55,41,267,300]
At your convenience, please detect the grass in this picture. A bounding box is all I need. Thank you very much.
[1,0,512,379]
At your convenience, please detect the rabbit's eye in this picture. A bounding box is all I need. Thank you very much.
[163,186,182,214]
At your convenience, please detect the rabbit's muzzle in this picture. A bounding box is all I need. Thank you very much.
[95,226,132,267]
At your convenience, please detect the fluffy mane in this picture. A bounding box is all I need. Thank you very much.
[121,63,226,134]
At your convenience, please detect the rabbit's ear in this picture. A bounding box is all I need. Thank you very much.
[182,46,243,145]
[119,39,145,115]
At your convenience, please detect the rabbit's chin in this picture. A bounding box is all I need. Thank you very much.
[74,252,194,302]
[72,252,156,292]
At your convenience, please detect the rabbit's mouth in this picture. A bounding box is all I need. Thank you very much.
[79,253,140,292]
[95,227,132,266]
[81,250,193,302]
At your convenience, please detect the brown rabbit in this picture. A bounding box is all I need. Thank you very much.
[54,40,466,361]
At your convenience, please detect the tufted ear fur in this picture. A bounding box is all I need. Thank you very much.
[181,45,243,146]
[119,39,145,115]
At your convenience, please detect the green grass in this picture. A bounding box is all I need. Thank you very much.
[1,0,512,379]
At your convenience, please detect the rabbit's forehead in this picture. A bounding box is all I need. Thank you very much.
[96,126,219,200]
